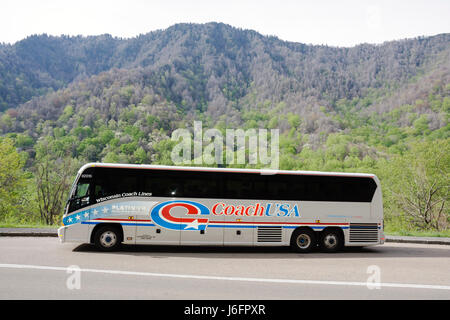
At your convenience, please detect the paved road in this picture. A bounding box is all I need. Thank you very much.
[0,237,449,300]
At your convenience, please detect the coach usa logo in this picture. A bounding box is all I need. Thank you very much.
[150,200,210,231]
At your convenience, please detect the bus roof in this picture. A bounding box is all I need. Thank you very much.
[78,162,377,180]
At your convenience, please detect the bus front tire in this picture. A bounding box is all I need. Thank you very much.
[94,225,122,251]
[290,228,316,253]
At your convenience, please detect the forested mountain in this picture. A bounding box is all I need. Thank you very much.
[1,23,449,111]
[0,23,448,230]
[1,23,449,146]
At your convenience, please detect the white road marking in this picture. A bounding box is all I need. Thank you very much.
[1,263,450,291]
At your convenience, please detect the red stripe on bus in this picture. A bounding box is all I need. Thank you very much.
[94,218,152,222]
[208,221,349,225]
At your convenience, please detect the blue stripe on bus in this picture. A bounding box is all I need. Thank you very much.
[82,221,352,230]
[282,226,349,229]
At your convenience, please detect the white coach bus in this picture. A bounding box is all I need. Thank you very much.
[58,163,385,252]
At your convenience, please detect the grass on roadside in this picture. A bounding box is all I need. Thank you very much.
[385,229,450,238]
[0,222,61,229]
[384,218,450,238]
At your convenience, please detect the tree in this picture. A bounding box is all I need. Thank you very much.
[383,139,449,231]
[0,138,27,221]
[34,141,79,225]
[133,147,148,164]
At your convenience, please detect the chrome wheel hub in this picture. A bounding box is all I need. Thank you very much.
[323,234,338,249]
[100,231,117,248]
[296,234,311,249]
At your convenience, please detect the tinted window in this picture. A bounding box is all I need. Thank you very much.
[93,168,138,199]
[180,171,220,198]
[252,174,268,199]
[141,170,220,198]
[266,174,377,202]
[219,171,376,202]
[142,170,183,197]
[89,167,376,203]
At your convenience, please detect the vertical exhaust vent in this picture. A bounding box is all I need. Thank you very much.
[349,223,378,243]
[257,226,282,242]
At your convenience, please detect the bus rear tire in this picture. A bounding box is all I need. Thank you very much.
[94,225,122,251]
[290,228,316,253]
[319,228,343,253]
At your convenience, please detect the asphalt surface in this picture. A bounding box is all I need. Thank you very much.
[0,237,449,300]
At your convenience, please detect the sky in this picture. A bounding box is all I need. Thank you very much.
[0,0,449,47]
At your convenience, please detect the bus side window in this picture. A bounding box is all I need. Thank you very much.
[266,176,288,200]
[94,184,106,198]
[225,178,239,199]
[166,183,179,197]
[94,177,114,198]
[180,171,220,199]
[142,171,182,198]
[252,175,267,199]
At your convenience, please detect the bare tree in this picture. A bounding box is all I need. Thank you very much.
[387,140,449,231]
[393,162,448,231]
[35,156,75,225]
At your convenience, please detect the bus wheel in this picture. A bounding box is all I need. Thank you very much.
[94,226,121,251]
[291,228,316,253]
[320,229,343,253]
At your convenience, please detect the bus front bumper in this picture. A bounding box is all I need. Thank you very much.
[58,226,67,243]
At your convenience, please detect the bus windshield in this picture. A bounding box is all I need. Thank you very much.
[68,178,92,212]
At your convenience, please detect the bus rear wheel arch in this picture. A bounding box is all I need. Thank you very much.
[319,227,344,253]
[91,224,123,251]
[290,227,317,253]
